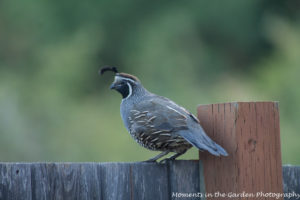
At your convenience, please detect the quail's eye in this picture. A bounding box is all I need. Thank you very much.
[116,81,123,86]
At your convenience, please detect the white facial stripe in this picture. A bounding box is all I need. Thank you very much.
[115,76,135,83]
[123,82,132,100]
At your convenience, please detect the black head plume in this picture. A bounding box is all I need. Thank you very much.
[99,66,118,75]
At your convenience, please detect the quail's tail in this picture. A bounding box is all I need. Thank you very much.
[178,128,228,156]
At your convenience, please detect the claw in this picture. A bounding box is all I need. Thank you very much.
[159,159,167,164]
[159,158,173,164]
[144,151,170,163]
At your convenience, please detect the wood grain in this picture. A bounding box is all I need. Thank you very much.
[0,162,298,200]
[197,102,283,200]
[0,161,201,200]
[283,166,300,200]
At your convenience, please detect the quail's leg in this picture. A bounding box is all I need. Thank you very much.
[159,150,187,163]
[145,150,170,162]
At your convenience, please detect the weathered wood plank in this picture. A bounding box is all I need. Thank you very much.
[283,165,300,200]
[50,163,82,200]
[0,163,32,200]
[197,102,283,200]
[30,163,103,200]
[168,160,202,200]
[30,163,53,200]
[10,163,32,200]
[100,162,131,200]
[0,164,10,200]
[78,163,102,200]
[131,162,168,200]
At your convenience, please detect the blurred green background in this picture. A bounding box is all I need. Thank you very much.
[0,0,299,164]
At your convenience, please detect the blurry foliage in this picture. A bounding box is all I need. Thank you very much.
[0,0,300,164]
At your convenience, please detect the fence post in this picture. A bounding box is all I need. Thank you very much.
[197,102,283,200]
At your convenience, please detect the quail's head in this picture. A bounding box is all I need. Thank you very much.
[100,66,141,99]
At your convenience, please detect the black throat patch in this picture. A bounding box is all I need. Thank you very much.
[116,82,131,99]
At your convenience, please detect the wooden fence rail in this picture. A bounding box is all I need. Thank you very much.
[0,161,201,200]
[0,162,299,200]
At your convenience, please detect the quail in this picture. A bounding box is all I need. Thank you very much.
[100,67,228,162]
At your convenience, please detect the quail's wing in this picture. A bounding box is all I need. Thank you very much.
[152,97,228,156]
[157,96,201,124]
[129,96,191,134]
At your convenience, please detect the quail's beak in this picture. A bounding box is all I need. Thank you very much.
[110,82,116,90]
